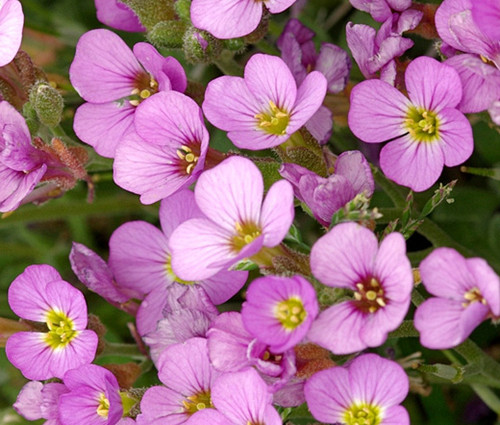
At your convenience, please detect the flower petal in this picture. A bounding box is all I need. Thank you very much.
[379,133,445,192]
[405,56,463,111]
[348,79,409,143]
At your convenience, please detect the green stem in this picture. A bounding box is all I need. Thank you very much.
[372,166,407,208]
[0,193,157,227]
[470,384,500,415]
[100,342,146,359]
[214,51,243,76]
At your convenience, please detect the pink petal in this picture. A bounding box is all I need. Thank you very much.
[8,264,61,321]
[190,0,262,39]
[380,133,445,192]
[310,222,379,289]
[73,101,136,158]
[70,29,142,102]
[307,302,367,354]
[438,108,474,167]
[348,79,410,143]
[109,221,170,296]
[414,298,488,349]
[405,56,463,111]
[194,156,263,232]
[245,54,297,114]
[0,0,23,67]
[169,218,235,281]
[349,353,409,407]
[288,71,327,134]
[260,180,294,247]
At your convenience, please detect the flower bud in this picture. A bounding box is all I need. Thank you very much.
[28,81,64,128]
[182,26,222,63]
[121,0,175,30]
[147,20,186,49]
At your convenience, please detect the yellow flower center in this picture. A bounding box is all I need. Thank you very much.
[343,403,382,425]
[255,100,290,135]
[275,297,307,330]
[96,393,110,418]
[404,106,440,142]
[176,144,200,176]
[462,287,487,308]
[353,277,387,314]
[44,309,78,349]
[231,221,262,252]
[182,390,213,415]
[129,73,158,106]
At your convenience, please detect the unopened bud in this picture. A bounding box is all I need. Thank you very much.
[183,27,222,63]
[29,81,64,128]
[147,20,186,49]
[121,0,175,30]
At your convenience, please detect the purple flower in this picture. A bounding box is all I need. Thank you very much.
[202,54,327,150]
[169,156,294,281]
[14,381,68,425]
[472,0,500,41]
[185,368,282,425]
[69,242,139,315]
[0,101,48,212]
[141,285,219,364]
[346,9,422,85]
[277,19,351,142]
[70,29,186,158]
[207,312,297,394]
[348,56,473,191]
[59,364,123,425]
[137,337,220,425]
[241,275,318,353]
[108,189,248,303]
[305,353,410,425]
[190,0,297,39]
[435,0,500,70]
[350,0,412,22]
[94,0,145,32]
[414,248,500,349]
[113,91,209,204]
[443,54,500,113]
[308,222,412,355]
[6,265,98,380]
[280,150,374,227]
[0,0,23,66]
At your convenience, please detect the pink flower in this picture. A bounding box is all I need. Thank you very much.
[202,54,327,151]
[6,265,97,380]
[348,56,473,191]
[415,248,500,349]
[308,222,412,354]
[169,156,294,281]
[70,29,186,158]
[305,353,410,425]
[241,275,318,353]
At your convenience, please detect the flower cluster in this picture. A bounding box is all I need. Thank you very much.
[1,1,500,425]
